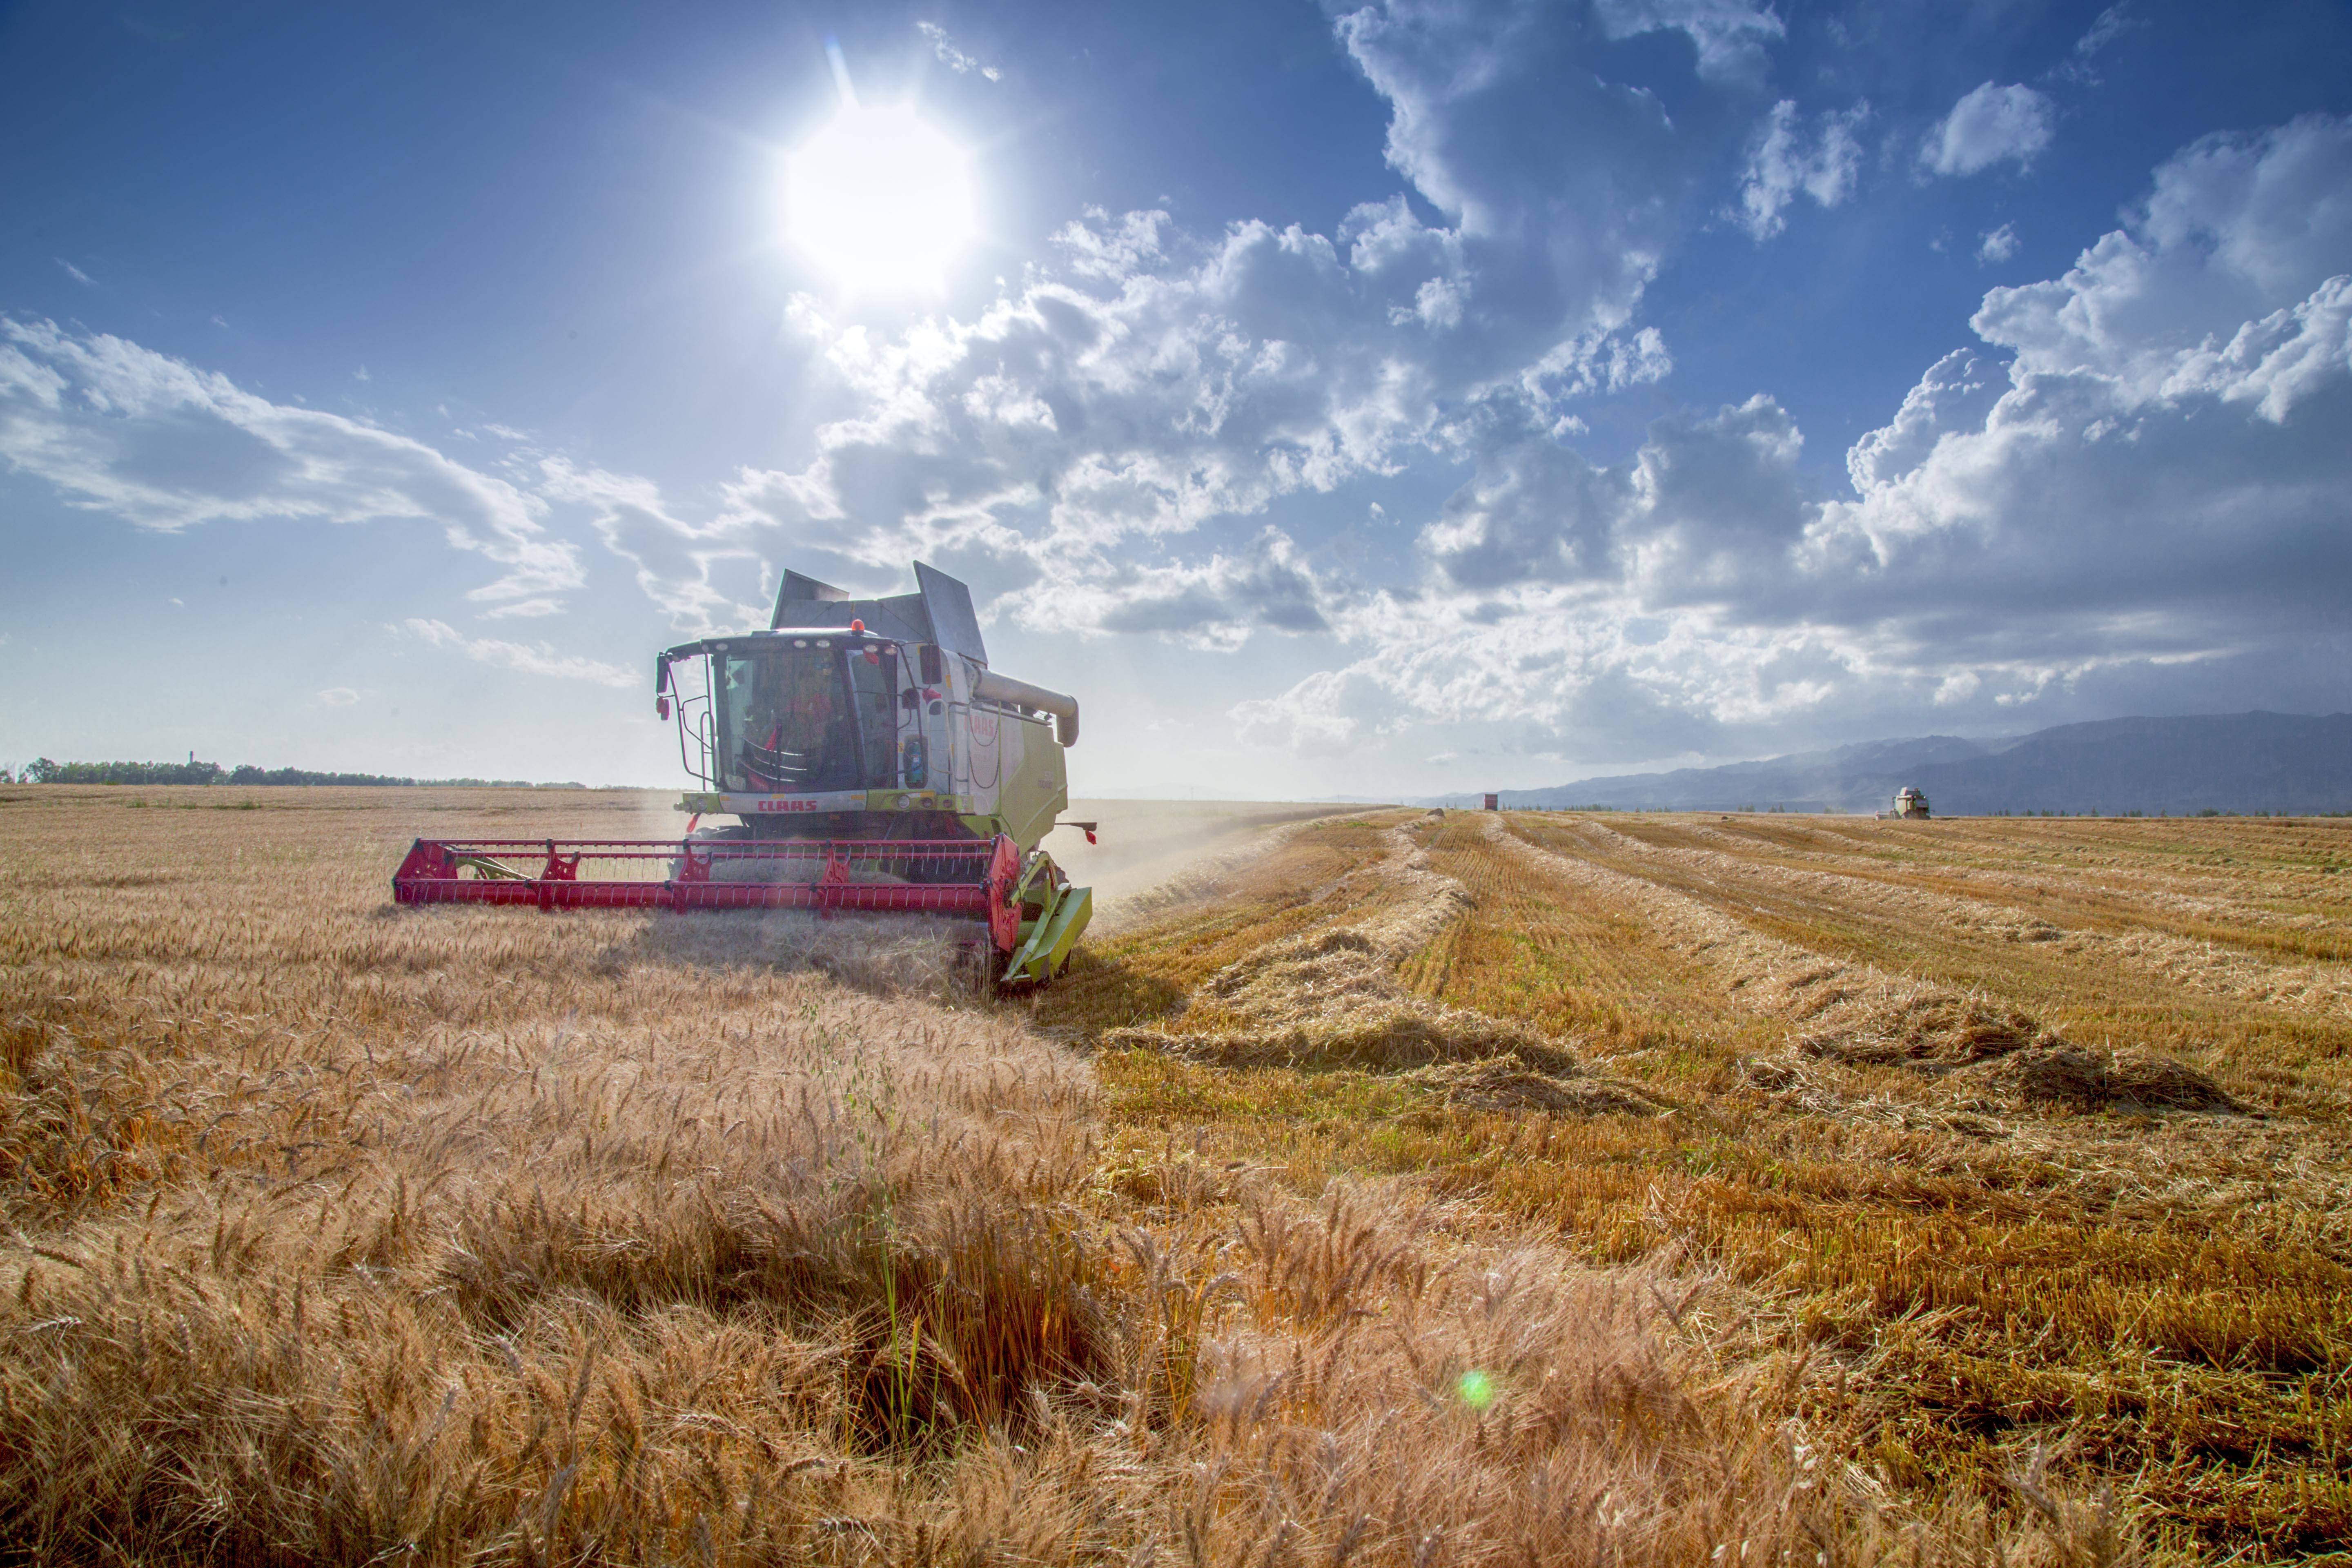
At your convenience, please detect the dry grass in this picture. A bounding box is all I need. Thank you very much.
[1104,826,1576,1073]
[0,784,2124,1567]
[1044,805,2352,1564]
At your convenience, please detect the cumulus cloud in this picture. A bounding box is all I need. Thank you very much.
[1829,119,2352,610]
[1920,82,2054,177]
[1735,100,1869,239]
[23,8,2332,771]
[1973,114,2352,401]
[917,21,1000,80]
[1250,114,2352,756]
[315,686,361,706]
[397,619,637,688]
[566,0,1696,645]
[526,21,2343,766]
[1082,529,1331,650]
[1977,222,2019,263]
[0,318,582,608]
[1422,402,1633,590]
[1841,349,2003,493]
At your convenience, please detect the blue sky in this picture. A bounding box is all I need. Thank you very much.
[3,0,2348,795]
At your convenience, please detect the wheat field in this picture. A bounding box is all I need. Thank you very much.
[3,786,2342,1564]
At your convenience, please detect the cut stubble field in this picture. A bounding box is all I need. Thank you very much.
[2,786,2346,1565]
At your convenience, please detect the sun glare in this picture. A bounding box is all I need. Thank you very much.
[782,104,976,292]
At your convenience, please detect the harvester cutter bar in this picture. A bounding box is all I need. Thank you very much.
[391,836,1006,918]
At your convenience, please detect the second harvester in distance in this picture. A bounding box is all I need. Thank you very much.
[392,561,1093,988]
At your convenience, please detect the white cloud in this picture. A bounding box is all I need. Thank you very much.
[0,319,583,608]
[917,21,1000,81]
[1242,115,2352,760]
[1590,0,1785,82]
[1842,349,2002,493]
[1971,115,2352,403]
[1977,223,2019,263]
[1920,83,2055,178]
[568,1,1699,648]
[23,9,2330,775]
[4,2,1711,677]
[1232,667,1410,757]
[1065,528,1330,652]
[396,619,637,688]
[2074,3,2140,61]
[1735,100,1869,239]
[539,457,765,632]
[54,259,95,287]
[316,686,362,706]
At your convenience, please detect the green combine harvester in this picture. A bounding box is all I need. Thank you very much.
[393,561,1093,988]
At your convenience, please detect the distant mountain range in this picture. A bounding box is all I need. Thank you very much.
[1434,712,2352,816]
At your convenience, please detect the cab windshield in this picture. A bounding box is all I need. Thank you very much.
[717,642,902,793]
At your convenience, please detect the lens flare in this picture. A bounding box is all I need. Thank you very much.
[1457,1369,1495,1410]
[782,103,976,292]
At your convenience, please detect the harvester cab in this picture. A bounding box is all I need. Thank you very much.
[394,561,1093,989]
[1891,786,1931,820]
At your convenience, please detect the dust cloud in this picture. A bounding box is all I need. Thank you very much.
[1043,799,1361,923]
[613,788,1360,934]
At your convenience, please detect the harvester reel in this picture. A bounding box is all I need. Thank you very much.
[393,829,1085,992]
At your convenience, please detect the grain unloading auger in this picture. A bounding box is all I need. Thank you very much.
[392,561,1094,988]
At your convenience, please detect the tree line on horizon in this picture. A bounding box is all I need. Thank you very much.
[6,759,588,788]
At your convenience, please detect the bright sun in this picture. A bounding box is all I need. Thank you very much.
[782,104,976,292]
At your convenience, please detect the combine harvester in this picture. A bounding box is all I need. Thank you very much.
[1879,786,1932,820]
[392,562,1093,988]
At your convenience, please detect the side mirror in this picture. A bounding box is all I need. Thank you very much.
[656,695,671,720]
[919,644,943,685]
